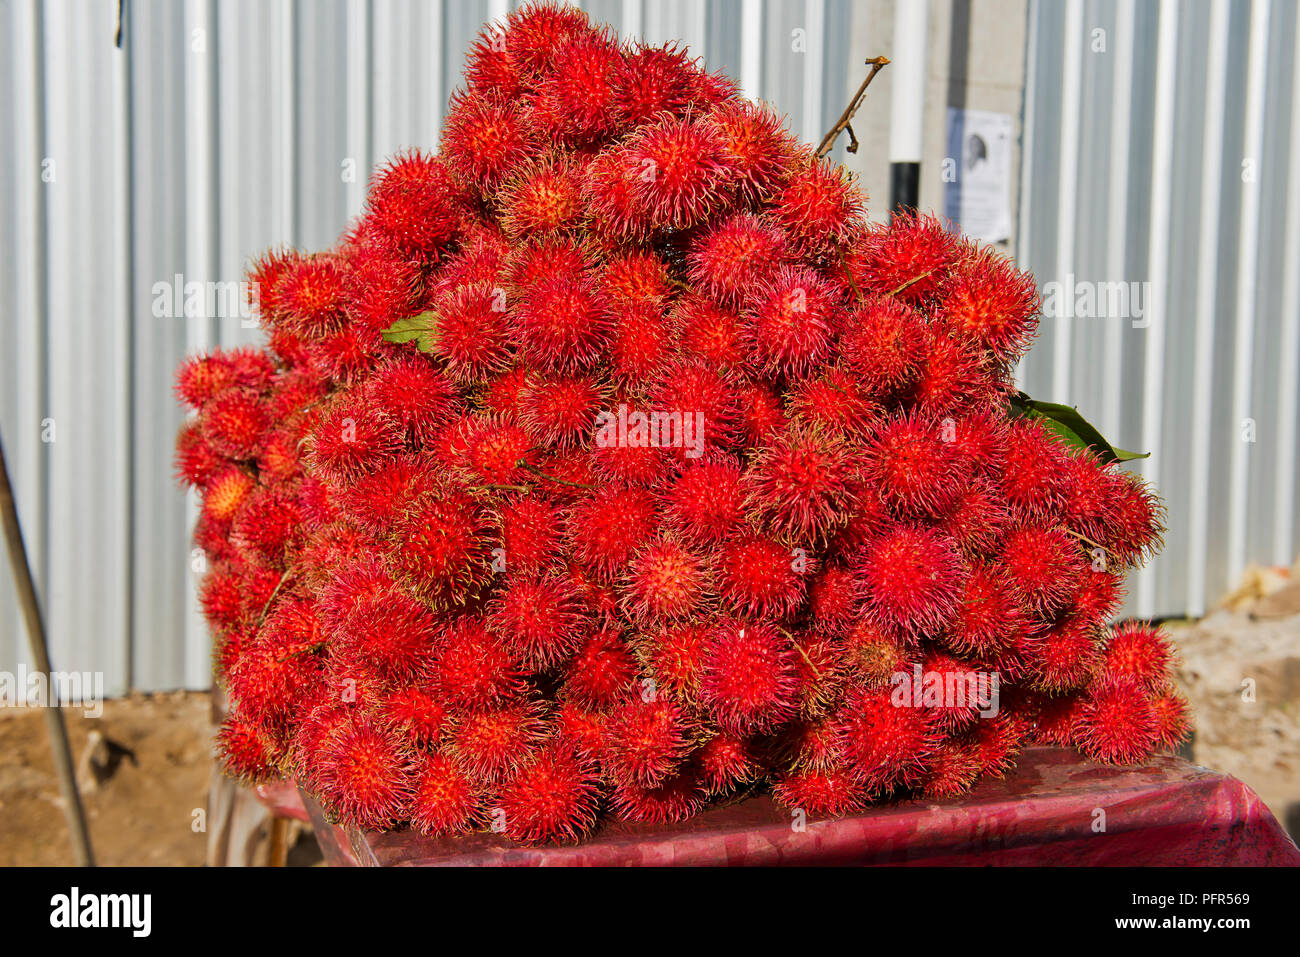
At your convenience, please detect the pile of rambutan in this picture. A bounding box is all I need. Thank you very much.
[177,1,1189,845]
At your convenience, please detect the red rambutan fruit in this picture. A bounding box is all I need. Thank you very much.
[1099,621,1175,691]
[512,274,612,372]
[999,524,1086,615]
[494,743,603,844]
[203,467,256,523]
[493,493,563,577]
[247,248,299,327]
[388,489,492,607]
[744,266,842,379]
[715,532,810,619]
[707,101,798,202]
[842,620,911,688]
[736,381,788,448]
[686,213,789,306]
[361,355,459,447]
[230,485,302,569]
[622,537,713,624]
[1098,471,1166,569]
[834,683,939,791]
[200,388,271,461]
[175,352,238,410]
[313,717,416,830]
[610,769,706,825]
[942,479,1011,557]
[273,254,348,337]
[600,249,672,306]
[919,742,982,798]
[1148,684,1191,753]
[518,372,606,448]
[648,359,743,455]
[769,155,865,261]
[428,616,527,714]
[672,295,746,370]
[612,41,700,127]
[380,687,446,750]
[854,524,965,639]
[602,696,694,787]
[695,733,760,795]
[998,418,1071,522]
[200,564,246,633]
[442,90,538,190]
[448,700,549,783]
[1072,677,1158,764]
[457,414,539,486]
[489,572,590,670]
[942,563,1025,660]
[663,456,746,545]
[908,326,997,418]
[837,294,930,398]
[618,114,739,234]
[809,564,859,638]
[787,366,881,437]
[607,299,673,384]
[217,716,281,783]
[362,150,466,258]
[772,767,868,817]
[698,617,800,734]
[305,399,402,484]
[563,628,639,709]
[637,622,709,703]
[936,243,1040,363]
[743,425,858,541]
[499,156,585,239]
[536,29,624,144]
[567,483,659,578]
[862,410,970,519]
[1028,614,1101,693]
[427,281,513,384]
[852,210,961,303]
[966,710,1028,777]
[175,420,221,489]
[410,752,485,836]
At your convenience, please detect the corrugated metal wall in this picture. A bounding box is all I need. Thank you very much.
[1017,0,1300,620]
[0,0,854,694]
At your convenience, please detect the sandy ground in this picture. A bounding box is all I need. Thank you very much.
[0,691,213,866]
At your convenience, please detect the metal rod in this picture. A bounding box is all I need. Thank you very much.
[0,430,95,866]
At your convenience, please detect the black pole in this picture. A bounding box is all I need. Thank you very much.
[0,431,95,866]
[890,161,921,216]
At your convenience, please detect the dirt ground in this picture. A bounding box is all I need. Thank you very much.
[0,691,213,866]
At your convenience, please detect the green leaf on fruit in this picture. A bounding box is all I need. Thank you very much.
[380,311,438,353]
[1009,392,1149,464]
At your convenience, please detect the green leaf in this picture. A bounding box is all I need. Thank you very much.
[380,311,438,352]
[1009,392,1149,464]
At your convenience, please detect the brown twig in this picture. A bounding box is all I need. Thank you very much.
[889,269,934,297]
[814,56,891,160]
[520,462,598,491]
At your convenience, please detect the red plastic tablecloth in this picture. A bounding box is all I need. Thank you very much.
[287,747,1299,866]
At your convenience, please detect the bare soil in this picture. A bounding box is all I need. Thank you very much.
[0,691,212,866]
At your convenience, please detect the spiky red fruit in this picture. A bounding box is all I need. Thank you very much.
[313,718,415,830]
[494,744,602,844]
[1100,621,1174,691]
[745,266,842,378]
[1072,678,1158,764]
[363,150,465,257]
[743,426,858,541]
[428,616,525,714]
[937,244,1040,363]
[770,156,864,260]
[442,91,537,189]
[838,294,930,398]
[854,524,964,639]
[698,618,800,734]
[567,484,660,578]
[602,696,694,787]
[772,767,867,816]
[687,213,789,306]
[217,716,280,783]
[448,701,548,782]
[410,753,484,835]
[853,210,961,303]
[622,537,712,623]
[490,573,589,670]
[716,533,809,619]
[833,684,939,791]
[563,628,639,708]
[1000,524,1086,615]
[388,489,491,606]
[862,411,970,518]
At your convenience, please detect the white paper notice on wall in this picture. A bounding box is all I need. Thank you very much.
[944,108,1014,244]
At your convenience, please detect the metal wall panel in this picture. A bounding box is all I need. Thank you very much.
[0,0,858,692]
[1018,0,1300,619]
